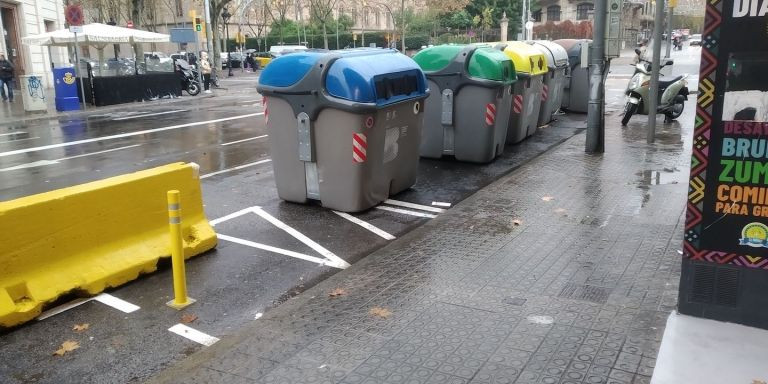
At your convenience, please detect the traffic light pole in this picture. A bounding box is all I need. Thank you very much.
[586,0,607,153]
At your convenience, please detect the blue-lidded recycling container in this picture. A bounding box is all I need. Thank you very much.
[257,49,429,212]
[53,67,80,111]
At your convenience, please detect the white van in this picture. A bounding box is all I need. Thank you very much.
[268,45,309,58]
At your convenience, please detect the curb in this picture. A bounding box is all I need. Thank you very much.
[1,93,217,125]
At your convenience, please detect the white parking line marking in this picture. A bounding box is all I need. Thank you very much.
[333,211,396,240]
[0,144,142,172]
[0,112,264,158]
[112,109,187,121]
[376,206,438,219]
[252,207,351,269]
[200,159,271,179]
[93,293,140,313]
[431,202,452,207]
[210,207,255,226]
[221,135,268,146]
[0,131,27,137]
[217,234,337,267]
[37,298,92,320]
[384,199,446,213]
[168,324,220,346]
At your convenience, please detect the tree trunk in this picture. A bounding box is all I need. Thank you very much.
[323,22,328,49]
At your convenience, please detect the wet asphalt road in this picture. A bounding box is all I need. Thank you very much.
[0,47,700,384]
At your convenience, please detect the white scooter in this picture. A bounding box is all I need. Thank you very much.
[622,49,690,125]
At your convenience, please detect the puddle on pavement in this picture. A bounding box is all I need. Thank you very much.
[636,168,686,186]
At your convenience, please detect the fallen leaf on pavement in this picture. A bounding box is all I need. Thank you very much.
[72,323,90,333]
[180,314,198,324]
[752,380,767,384]
[329,288,347,298]
[370,307,392,318]
[53,340,80,356]
[554,208,567,214]
[512,219,522,226]
[541,196,554,202]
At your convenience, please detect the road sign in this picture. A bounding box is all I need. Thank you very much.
[65,4,83,26]
[605,0,623,58]
[69,25,83,34]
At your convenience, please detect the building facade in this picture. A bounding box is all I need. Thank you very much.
[532,0,657,45]
[1,0,68,87]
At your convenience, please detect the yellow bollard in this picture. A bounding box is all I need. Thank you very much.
[166,190,196,310]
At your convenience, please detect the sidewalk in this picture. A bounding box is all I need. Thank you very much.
[147,110,691,384]
[0,68,261,125]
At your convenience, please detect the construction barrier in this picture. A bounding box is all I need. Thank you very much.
[0,163,217,327]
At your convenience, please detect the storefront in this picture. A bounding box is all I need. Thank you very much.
[0,0,67,89]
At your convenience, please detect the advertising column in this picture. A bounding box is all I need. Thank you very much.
[680,0,768,328]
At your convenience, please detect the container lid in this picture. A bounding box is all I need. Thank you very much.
[467,47,516,84]
[530,41,569,69]
[325,49,427,105]
[552,39,591,67]
[413,44,515,84]
[258,49,428,106]
[258,51,325,87]
[412,45,464,72]
[496,41,548,76]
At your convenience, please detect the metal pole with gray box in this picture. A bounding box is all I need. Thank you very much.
[412,44,516,163]
[256,49,429,213]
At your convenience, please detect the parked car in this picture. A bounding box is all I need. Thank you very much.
[221,52,244,69]
[689,34,702,46]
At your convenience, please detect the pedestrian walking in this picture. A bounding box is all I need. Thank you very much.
[200,51,213,94]
[0,52,14,102]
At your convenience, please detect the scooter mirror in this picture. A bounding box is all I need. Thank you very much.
[634,48,642,55]
[665,59,674,66]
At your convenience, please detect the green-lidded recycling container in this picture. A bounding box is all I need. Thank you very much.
[530,41,569,126]
[256,48,429,213]
[412,44,516,163]
[495,41,549,143]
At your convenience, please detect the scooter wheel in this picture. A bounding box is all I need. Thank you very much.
[622,102,637,126]
[187,82,201,96]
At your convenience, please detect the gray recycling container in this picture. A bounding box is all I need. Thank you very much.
[530,41,569,126]
[256,49,429,213]
[554,39,592,113]
[497,41,549,144]
[412,44,516,163]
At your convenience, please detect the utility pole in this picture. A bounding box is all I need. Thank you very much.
[665,4,673,58]
[647,0,665,143]
[586,0,607,153]
[204,0,213,56]
[400,0,405,54]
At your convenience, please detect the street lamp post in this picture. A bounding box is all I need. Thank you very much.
[221,8,233,77]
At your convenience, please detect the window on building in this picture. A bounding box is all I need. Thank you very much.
[175,0,183,17]
[532,9,542,22]
[547,5,561,22]
[44,19,56,32]
[352,8,358,24]
[375,10,380,26]
[363,9,369,26]
[576,3,594,20]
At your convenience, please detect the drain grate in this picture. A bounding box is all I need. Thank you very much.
[558,283,611,304]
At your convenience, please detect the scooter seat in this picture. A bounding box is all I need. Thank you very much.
[659,76,684,88]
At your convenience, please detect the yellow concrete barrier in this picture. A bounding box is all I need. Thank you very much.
[0,163,217,327]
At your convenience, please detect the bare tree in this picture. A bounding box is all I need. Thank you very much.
[266,0,293,44]
[310,0,337,49]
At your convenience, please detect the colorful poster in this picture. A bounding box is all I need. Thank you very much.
[685,0,768,266]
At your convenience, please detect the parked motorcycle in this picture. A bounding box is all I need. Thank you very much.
[621,49,689,126]
[175,59,201,96]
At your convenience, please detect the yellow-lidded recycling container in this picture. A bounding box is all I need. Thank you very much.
[496,41,548,143]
